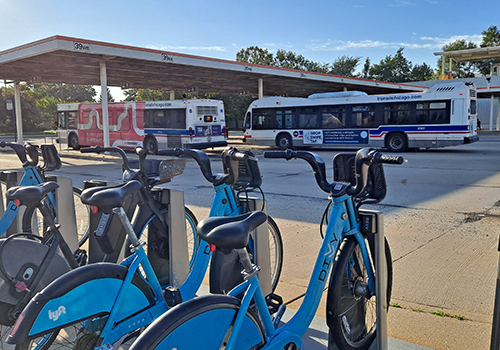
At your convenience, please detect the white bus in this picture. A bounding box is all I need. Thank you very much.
[57,99,227,152]
[242,82,478,152]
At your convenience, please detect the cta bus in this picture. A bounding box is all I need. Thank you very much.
[57,99,227,152]
[243,82,478,152]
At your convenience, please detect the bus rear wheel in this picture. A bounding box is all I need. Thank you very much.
[276,134,292,150]
[385,132,407,152]
[144,137,158,154]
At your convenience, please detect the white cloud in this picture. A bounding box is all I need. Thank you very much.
[308,34,483,52]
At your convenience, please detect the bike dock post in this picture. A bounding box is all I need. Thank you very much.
[43,175,79,251]
[166,188,189,286]
[489,235,500,349]
[359,209,388,349]
[0,170,24,235]
[239,193,272,296]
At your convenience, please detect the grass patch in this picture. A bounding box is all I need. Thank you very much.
[431,311,468,320]
[390,303,402,308]
[410,307,424,312]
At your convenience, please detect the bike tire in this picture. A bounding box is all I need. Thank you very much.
[129,295,265,350]
[267,215,283,293]
[327,236,393,350]
[21,187,90,247]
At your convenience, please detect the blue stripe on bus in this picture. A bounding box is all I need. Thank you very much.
[144,129,190,135]
[370,125,469,136]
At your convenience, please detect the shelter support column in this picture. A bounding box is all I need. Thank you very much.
[100,62,110,147]
[258,78,263,99]
[441,56,446,78]
[490,94,495,131]
[14,81,23,143]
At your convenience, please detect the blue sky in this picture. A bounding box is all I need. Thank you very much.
[0,0,497,99]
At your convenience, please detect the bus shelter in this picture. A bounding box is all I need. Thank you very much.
[0,35,426,145]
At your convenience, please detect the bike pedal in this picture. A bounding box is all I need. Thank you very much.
[265,293,283,315]
[74,249,88,266]
[162,286,183,307]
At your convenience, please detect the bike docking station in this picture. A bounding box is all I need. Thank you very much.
[358,209,388,350]
[83,157,190,287]
[239,193,272,296]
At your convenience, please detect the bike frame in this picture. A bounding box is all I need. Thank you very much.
[0,164,56,236]
[222,193,375,350]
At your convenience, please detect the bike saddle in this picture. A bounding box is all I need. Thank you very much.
[80,180,142,214]
[212,173,230,186]
[197,211,267,250]
[6,182,59,207]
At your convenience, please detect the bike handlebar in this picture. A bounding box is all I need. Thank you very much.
[157,148,216,183]
[264,148,405,195]
[0,141,38,166]
[80,146,131,171]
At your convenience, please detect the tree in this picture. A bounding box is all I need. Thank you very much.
[438,40,478,78]
[329,55,361,77]
[236,46,274,66]
[476,25,500,75]
[369,48,413,83]
[409,63,434,81]
[33,84,96,103]
[98,87,115,103]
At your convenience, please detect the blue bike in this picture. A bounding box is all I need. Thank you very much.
[128,148,403,350]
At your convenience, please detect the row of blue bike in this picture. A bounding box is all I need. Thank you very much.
[0,141,403,350]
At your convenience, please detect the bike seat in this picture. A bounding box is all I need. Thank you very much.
[6,182,59,207]
[213,173,230,186]
[80,180,142,214]
[197,211,267,250]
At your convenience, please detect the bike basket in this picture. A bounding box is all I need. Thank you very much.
[41,144,61,171]
[158,159,187,184]
[333,152,387,205]
[222,148,262,189]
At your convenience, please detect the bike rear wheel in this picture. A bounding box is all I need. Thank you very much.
[129,295,265,350]
[327,235,392,350]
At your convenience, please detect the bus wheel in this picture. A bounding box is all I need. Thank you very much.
[68,133,80,150]
[276,134,292,150]
[144,137,158,154]
[386,132,408,152]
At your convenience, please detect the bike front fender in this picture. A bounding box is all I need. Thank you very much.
[8,263,155,344]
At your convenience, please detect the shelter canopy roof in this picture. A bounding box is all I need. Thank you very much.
[0,35,425,97]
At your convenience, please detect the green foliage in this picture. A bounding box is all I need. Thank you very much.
[98,87,115,103]
[476,25,500,75]
[236,46,360,77]
[369,48,413,83]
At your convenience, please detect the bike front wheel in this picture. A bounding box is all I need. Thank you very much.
[267,215,283,293]
[21,187,90,247]
[129,295,265,350]
[327,235,393,350]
